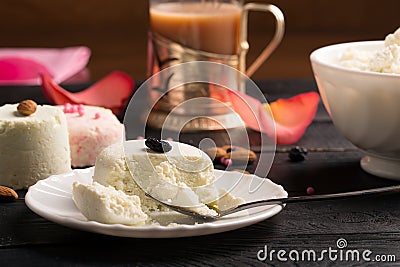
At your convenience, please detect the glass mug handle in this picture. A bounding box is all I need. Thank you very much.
[239,3,285,77]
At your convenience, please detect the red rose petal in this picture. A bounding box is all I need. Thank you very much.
[228,89,319,145]
[268,92,320,144]
[41,73,71,104]
[41,71,134,115]
[227,89,273,134]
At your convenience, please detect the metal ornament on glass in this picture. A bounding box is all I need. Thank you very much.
[147,1,285,132]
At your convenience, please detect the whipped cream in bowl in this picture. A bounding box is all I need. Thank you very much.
[339,27,400,74]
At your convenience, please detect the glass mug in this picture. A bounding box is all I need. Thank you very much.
[146,0,285,131]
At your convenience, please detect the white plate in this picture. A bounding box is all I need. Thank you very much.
[25,168,287,238]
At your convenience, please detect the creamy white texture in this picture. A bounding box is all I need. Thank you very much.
[92,142,160,212]
[339,27,400,74]
[72,182,148,226]
[0,104,71,189]
[82,140,245,225]
[124,140,216,208]
[93,141,217,213]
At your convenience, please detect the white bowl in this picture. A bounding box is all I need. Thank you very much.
[310,41,400,180]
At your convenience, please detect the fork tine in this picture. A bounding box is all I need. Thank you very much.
[144,192,218,221]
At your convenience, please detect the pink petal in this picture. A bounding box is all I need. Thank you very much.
[41,71,134,115]
[269,92,320,144]
[227,90,275,137]
[0,46,90,85]
[0,57,52,82]
[228,90,319,145]
[41,73,71,104]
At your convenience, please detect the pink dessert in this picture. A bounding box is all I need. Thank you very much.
[60,104,124,167]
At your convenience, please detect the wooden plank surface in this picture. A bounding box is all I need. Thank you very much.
[1,79,400,265]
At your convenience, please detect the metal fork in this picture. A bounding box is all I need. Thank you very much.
[146,185,400,221]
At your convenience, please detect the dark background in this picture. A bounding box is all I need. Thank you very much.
[0,0,398,80]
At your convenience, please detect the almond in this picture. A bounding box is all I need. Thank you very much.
[226,149,257,163]
[0,185,18,202]
[205,147,227,161]
[17,100,37,116]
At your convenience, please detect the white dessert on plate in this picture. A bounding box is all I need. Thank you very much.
[72,182,147,226]
[0,103,71,189]
[93,140,218,213]
[72,139,244,226]
[92,141,160,212]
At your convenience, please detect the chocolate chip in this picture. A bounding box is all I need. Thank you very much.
[145,137,172,153]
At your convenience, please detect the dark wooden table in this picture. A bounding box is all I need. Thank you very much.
[1,79,400,266]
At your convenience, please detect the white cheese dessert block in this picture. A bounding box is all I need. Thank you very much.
[72,181,148,226]
[92,141,157,211]
[81,140,247,225]
[59,105,124,167]
[93,140,218,213]
[0,104,71,189]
